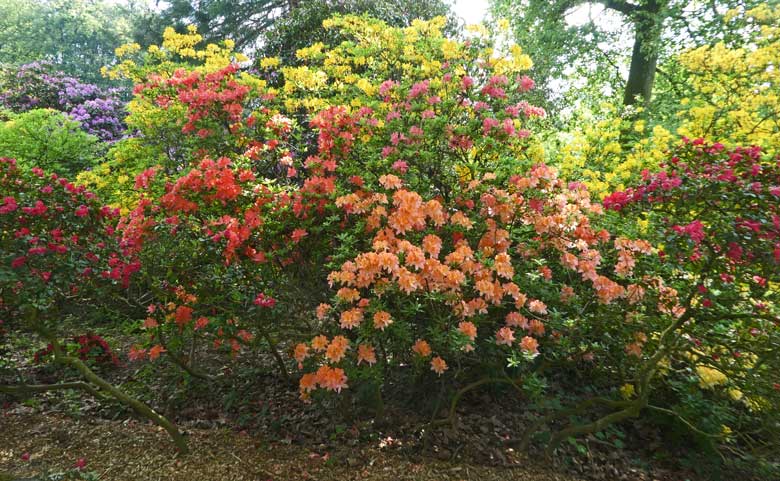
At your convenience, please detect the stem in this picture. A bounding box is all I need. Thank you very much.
[443,377,522,429]
[509,396,631,451]
[0,381,105,400]
[59,349,189,453]
[545,401,643,456]
[260,330,290,382]
[158,329,214,381]
[31,317,188,454]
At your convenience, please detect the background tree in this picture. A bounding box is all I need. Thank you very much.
[259,0,458,63]
[490,0,764,115]
[0,0,146,86]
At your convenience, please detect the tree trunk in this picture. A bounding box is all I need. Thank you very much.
[623,2,663,107]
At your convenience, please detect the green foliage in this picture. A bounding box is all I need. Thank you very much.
[0,109,101,176]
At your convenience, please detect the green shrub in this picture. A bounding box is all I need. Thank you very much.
[0,109,100,176]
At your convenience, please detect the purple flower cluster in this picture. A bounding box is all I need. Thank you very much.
[0,62,127,143]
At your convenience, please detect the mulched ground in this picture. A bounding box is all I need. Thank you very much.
[0,328,695,481]
[0,410,585,481]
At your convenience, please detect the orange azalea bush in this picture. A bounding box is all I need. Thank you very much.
[294,163,668,403]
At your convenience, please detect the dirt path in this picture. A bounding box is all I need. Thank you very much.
[0,411,584,481]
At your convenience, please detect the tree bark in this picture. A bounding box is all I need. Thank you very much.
[622,1,664,106]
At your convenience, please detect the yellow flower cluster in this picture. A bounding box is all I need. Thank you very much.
[676,5,779,151]
[556,106,674,198]
[104,25,247,82]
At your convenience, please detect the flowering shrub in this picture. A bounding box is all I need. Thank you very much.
[296,165,663,404]
[0,62,126,142]
[3,11,777,466]
[603,139,780,460]
[0,157,186,451]
[0,157,135,317]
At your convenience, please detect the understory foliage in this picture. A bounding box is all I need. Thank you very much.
[0,9,778,472]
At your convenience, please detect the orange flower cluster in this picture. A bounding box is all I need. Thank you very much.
[299,365,349,400]
[300,162,658,399]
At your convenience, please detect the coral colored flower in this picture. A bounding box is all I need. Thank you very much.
[339,308,364,329]
[373,311,393,330]
[291,228,308,243]
[315,366,348,392]
[458,321,477,341]
[128,345,147,361]
[527,299,548,315]
[357,344,377,365]
[496,327,515,346]
[143,317,158,329]
[194,316,209,330]
[379,174,403,190]
[299,373,317,394]
[148,344,166,360]
[174,305,193,326]
[316,303,331,320]
[422,234,442,258]
[412,339,432,357]
[294,343,309,367]
[560,285,575,303]
[519,336,539,354]
[505,312,528,328]
[336,287,360,303]
[528,319,545,336]
[430,356,448,376]
[625,343,642,357]
[325,336,350,363]
[311,335,329,352]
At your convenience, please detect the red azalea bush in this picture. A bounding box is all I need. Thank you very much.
[0,157,135,322]
[603,139,780,461]
[0,157,187,452]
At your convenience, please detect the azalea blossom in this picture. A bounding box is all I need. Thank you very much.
[430,356,448,375]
